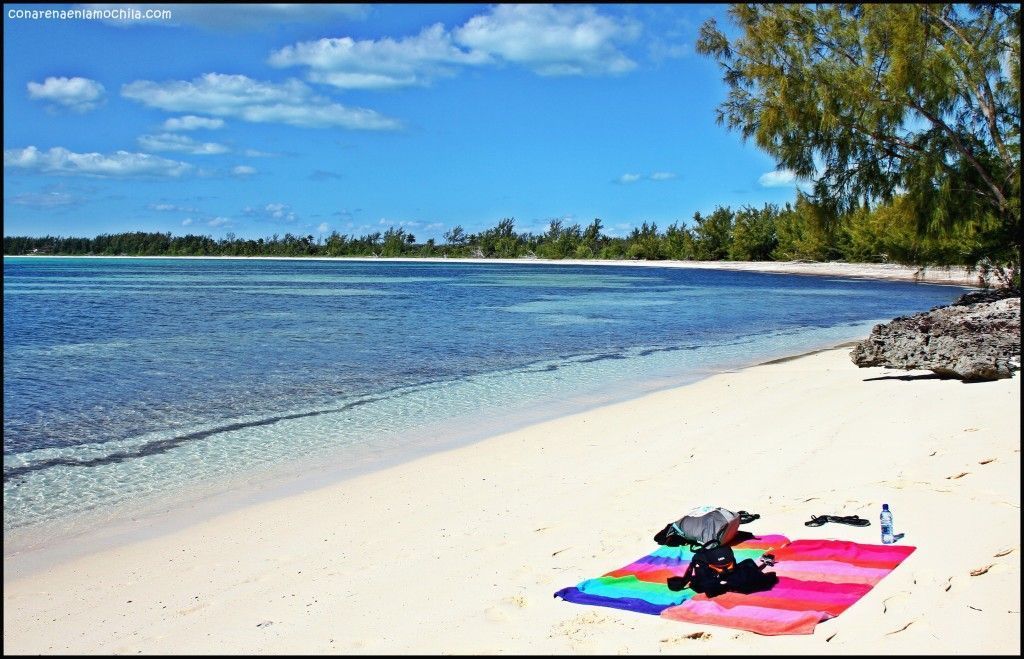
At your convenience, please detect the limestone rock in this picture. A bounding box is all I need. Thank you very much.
[850,294,1021,381]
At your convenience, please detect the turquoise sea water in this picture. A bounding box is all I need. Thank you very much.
[3,257,967,535]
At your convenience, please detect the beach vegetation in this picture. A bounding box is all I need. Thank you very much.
[691,207,734,261]
[730,204,780,261]
[696,3,1021,286]
[2,194,1010,279]
[625,222,663,260]
[772,195,843,262]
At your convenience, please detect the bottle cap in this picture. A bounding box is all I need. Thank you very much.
[882,503,889,511]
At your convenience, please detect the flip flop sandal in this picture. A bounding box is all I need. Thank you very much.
[805,514,871,527]
[737,510,760,524]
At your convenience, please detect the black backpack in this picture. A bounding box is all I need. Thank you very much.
[666,544,778,598]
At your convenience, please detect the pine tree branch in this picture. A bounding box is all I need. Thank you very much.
[908,100,1008,212]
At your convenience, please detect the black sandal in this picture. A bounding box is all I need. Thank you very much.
[805,514,870,527]
[737,510,760,524]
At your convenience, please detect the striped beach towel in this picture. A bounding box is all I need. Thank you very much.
[553,533,789,615]
[661,538,916,635]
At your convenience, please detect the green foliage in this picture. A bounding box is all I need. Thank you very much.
[662,222,695,260]
[843,196,989,265]
[443,225,468,246]
[691,207,734,260]
[598,242,627,260]
[730,204,780,261]
[772,195,842,261]
[582,218,606,255]
[380,227,412,257]
[697,3,1021,271]
[535,219,584,259]
[3,195,1009,274]
[474,217,524,257]
[625,222,663,260]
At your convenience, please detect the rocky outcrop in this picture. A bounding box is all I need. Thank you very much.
[850,292,1021,381]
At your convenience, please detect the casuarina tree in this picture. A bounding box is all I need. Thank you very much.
[697,4,1020,286]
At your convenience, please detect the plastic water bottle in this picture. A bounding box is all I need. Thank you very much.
[880,504,894,544]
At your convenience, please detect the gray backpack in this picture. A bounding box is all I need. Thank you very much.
[654,505,743,549]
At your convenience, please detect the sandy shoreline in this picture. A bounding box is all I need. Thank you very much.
[3,347,1019,654]
[4,254,986,287]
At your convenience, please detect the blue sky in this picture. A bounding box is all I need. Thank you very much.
[3,3,806,241]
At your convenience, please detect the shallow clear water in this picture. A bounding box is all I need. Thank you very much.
[3,257,966,533]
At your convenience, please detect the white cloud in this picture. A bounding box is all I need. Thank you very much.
[269,23,489,89]
[232,165,257,176]
[454,4,640,76]
[243,149,275,157]
[207,217,231,227]
[265,203,293,220]
[27,76,106,112]
[617,171,677,184]
[244,203,296,223]
[758,169,798,188]
[182,218,194,226]
[378,217,419,227]
[121,73,400,130]
[7,190,80,207]
[149,203,198,212]
[77,4,369,30]
[162,115,225,131]
[138,133,229,155]
[317,222,331,233]
[271,5,640,88]
[4,146,192,178]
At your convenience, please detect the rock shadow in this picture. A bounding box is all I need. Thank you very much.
[862,373,951,382]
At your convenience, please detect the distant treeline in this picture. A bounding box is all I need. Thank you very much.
[4,195,993,266]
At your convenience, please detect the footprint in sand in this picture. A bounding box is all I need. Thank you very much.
[882,591,911,614]
[549,611,622,648]
[484,592,531,622]
[660,631,711,644]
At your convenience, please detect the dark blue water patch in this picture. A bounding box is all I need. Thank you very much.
[522,364,561,374]
[576,352,629,364]
[3,258,968,459]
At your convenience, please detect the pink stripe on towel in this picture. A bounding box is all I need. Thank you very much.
[660,539,915,635]
[663,598,827,635]
[770,559,895,585]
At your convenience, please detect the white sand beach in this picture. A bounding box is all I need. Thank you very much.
[4,346,1020,654]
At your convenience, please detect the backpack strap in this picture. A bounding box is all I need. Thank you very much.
[674,540,717,587]
[667,553,699,592]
